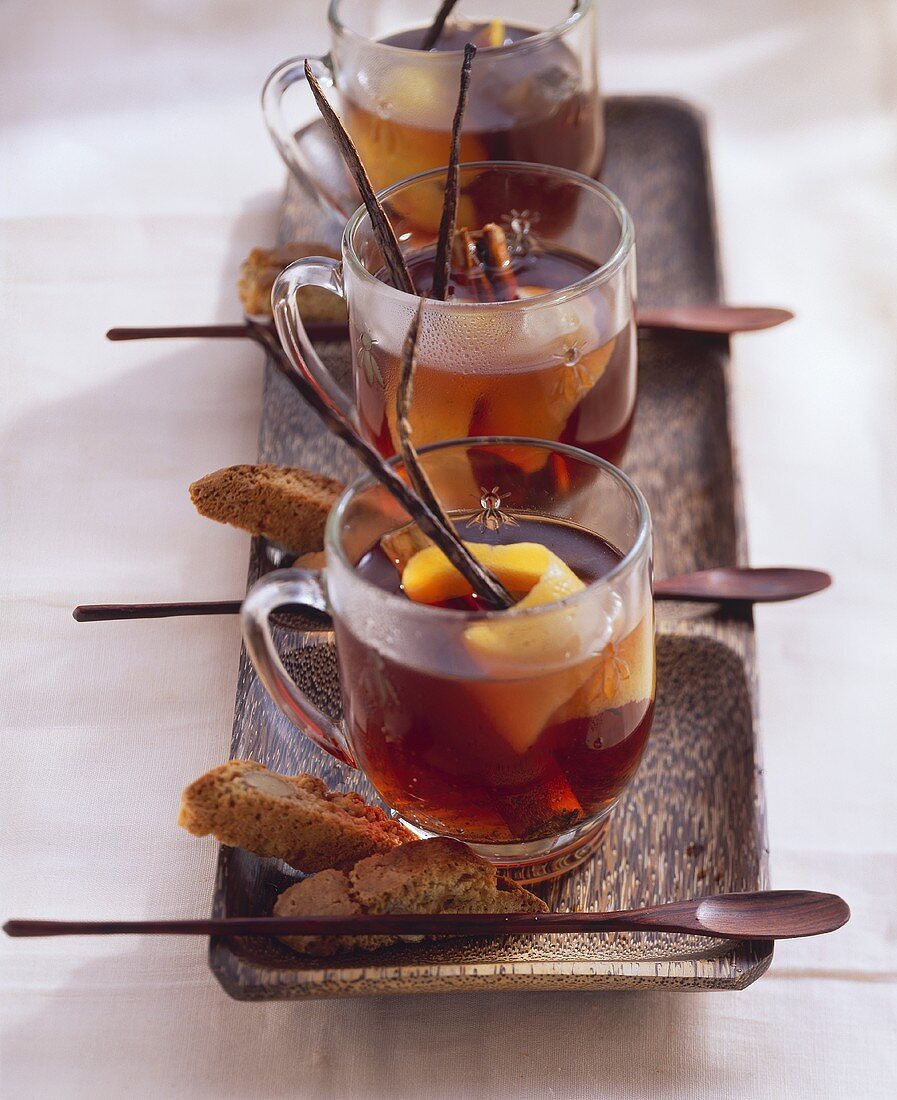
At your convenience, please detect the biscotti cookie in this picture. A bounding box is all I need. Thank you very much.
[178,761,412,873]
[238,240,348,322]
[189,464,344,553]
[274,837,548,956]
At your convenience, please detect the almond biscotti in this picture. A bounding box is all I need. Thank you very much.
[274,837,548,956]
[188,464,344,553]
[178,761,412,873]
[238,240,348,322]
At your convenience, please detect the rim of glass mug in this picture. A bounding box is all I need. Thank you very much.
[324,434,652,622]
[327,0,594,61]
[341,160,634,311]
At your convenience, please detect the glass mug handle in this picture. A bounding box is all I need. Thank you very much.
[261,55,357,221]
[241,568,355,767]
[272,257,358,427]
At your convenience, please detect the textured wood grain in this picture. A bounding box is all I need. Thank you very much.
[209,97,772,998]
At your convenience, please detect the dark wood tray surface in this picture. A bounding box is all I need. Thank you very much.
[209,96,771,998]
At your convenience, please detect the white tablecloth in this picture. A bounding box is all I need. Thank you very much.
[2,1,896,1096]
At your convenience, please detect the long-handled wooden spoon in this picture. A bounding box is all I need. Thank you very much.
[3,889,849,942]
[73,600,243,621]
[72,566,831,622]
[106,303,792,347]
[72,600,323,622]
[107,322,349,344]
[636,305,793,334]
[654,566,831,603]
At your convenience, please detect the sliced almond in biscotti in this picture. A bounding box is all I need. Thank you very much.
[189,464,344,553]
[178,760,412,873]
[274,836,548,956]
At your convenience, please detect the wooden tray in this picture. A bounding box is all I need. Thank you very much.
[209,96,772,998]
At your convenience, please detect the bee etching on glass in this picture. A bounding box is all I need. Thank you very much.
[358,331,384,388]
[602,640,632,700]
[500,208,540,256]
[467,486,519,532]
[552,339,594,403]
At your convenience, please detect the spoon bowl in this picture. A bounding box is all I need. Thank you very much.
[694,890,850,939]
[654,566,832,603]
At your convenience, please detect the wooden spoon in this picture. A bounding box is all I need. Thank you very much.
[106,304,792,345]
[636,305,793,334]
[3,889,849,942]
[72,566,831,622]
[654,566,831,603]
[73,600,243,621]
[106,322,350,345]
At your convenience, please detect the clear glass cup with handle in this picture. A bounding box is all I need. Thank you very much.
[273,160,638,476]
[241,436,654,883]
[263,0,603,220]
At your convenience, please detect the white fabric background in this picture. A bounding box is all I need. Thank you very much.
[2,1,896,1096]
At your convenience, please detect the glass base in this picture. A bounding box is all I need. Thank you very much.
[397,810,612,885]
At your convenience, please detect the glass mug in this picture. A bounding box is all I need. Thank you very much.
[263,0,603,219]
[241,437,655,881]
[273,161,638,480]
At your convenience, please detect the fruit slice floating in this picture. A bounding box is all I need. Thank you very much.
[462,551,585,665]
[462,552,592,753]
[400,540,654,754]
[550,612,655,726]
[472,287,615,473]
[402,541,592,753]
[402,540,570,605]
[474,19,507,48]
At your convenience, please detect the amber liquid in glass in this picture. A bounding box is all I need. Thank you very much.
[341,23,601,192]
[354,245,636,472]
[333,517,654,844]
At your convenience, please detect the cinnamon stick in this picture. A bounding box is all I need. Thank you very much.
[431,43,476,301]
[452,229,495,303]
[478,223,520,301]
[304,62,415,295]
